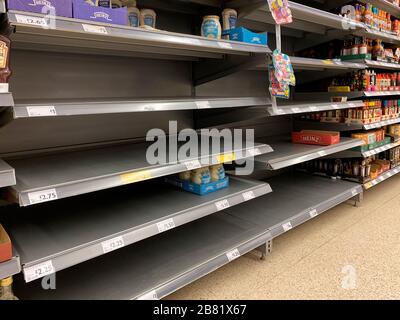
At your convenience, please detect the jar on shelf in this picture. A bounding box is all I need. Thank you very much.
[201,15,222,39]
[140,9,157,29]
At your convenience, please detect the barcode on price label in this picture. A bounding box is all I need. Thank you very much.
[282,221,292,232]
[156,218,176,233]
[101,236,125,254]
[242,190,255,201]
[16,14,48,27]
[215,199,230,211]
[226,248,240,262]
[26,106,57,117]
[183,160,201,170]
[309,208,318,218]
[24,260,54,282]
[28,188,58,205]
[137,290,158,300]
[82,24,108,34]
[196,101,211,109]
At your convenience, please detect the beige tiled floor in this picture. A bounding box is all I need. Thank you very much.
[167,174,400,300]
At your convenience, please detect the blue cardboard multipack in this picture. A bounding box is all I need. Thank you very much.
[72,0,127,25]
[165,176,229,196]
[227,27,267,45]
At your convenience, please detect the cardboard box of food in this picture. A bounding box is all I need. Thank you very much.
[7,0,73,18]
[292,130,340,146]
[0,224,12,263]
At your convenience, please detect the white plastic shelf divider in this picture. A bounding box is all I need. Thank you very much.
[0,159,16,188]
[228,172,363,238]
[6,137,273,206]
[364,166,400,189]
[12,173,362,300]
[8,11,270,60]
[267,100,364,116]
[363,117,400,130]
[11,97,270,118]
[3,177,271,281]
[13,212,272,300]
[254,136,364,170]
[0,252,21,280]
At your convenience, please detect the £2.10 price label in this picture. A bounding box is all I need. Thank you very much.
[28,188,58,205]
[226,248,241,262]
[24,260,54,283]
[101,236,125,254]
[156,218,176,233]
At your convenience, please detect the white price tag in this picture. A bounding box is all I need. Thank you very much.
[309,106,318,112]
[291,107,301,113]
[242,190,255,201]
[137,290,158,300]
[309,208,318,218]
[16,14,48,27]
[248,148,261,156]
[183,160,201,170]
[282,221,293,232]
[101,236,125,254]
[26,106,57,117]
[24,260,54,282]
[196,101,211,109]
[218,42,233,49]
[317,150,327,157]
[351,189,358,196]
[82,23,108,34]
[156,218,176,233]
[215,199,230,211]
[226,248,240,262]
[28,188,58,205]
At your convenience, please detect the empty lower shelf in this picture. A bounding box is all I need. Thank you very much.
[0,251,21,280]
[255,136,364,170]
[6,137,272,206]
[3,177,271,282]
[0,159,16,188]
[228,172,363,238]
[13,212,271,300]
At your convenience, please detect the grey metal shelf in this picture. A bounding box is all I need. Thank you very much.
[8,97,270,118]
[6,137,272,206]
[13,211,272,299]
[364,166,400,189]
[228,172,363,239]
[350,59,400,71]
[12,172,362,300]
[3,177,271,282]
[8,11,270,60]
[267,100,364,116]
[0,251,21,280]
[255,136,364,170]
[0,159,16,188]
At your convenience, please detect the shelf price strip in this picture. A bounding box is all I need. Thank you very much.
[226,248,240,262]
[101,236,125,254]
[28,188,58,205]
[24,260,54,283]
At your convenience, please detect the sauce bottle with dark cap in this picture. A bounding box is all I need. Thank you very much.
[0,35,11,89]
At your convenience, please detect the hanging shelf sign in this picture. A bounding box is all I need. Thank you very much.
[267,0,293,25]
[272,50,295,86]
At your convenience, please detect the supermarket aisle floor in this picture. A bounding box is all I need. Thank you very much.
[167,174,400,300]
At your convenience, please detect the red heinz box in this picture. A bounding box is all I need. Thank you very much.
[0,224,12,263]
[292,130,340,146]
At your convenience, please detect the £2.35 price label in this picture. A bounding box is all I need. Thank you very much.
[24,260,55,283]
[28,188,58,205]
[101,236,125,254]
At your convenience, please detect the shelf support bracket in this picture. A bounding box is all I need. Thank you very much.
[255,239,273,260]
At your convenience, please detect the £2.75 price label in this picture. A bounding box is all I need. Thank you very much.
[101,236,125,254]
[28,188,58,205]
[24,260,54,283]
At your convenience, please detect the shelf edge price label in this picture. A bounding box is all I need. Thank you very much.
[309,208,318,218]
[282,221,293,232]
[26,106,57,117]
[137,290,158,300]
[218,42,233,49]
[226,248,240,262]
[309,106,318,112]
[196,101,211,109]
[291,107,300,113]
[217,152,236,164]
[317,150,327,157]
[101,236,125,254]
[15,14,48,27]
[120,170,152,184]
[215,199,230,211]
[28,188,58,205]
[183,159,201,170]
[242,190,255,201]
[156,218,176,233]
[24,260,54,283]
[82,23,108,34]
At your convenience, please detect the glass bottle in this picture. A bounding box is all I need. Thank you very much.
[0,277,18,300]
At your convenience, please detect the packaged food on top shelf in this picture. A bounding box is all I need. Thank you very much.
[72,0,128,25]
[7,0,73,18]
[140,8,156,29]
[222,8,237,40]
[201,15,222,39]
[292,130,340,146]
[0,224,12,263]
[126,0,140,27]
